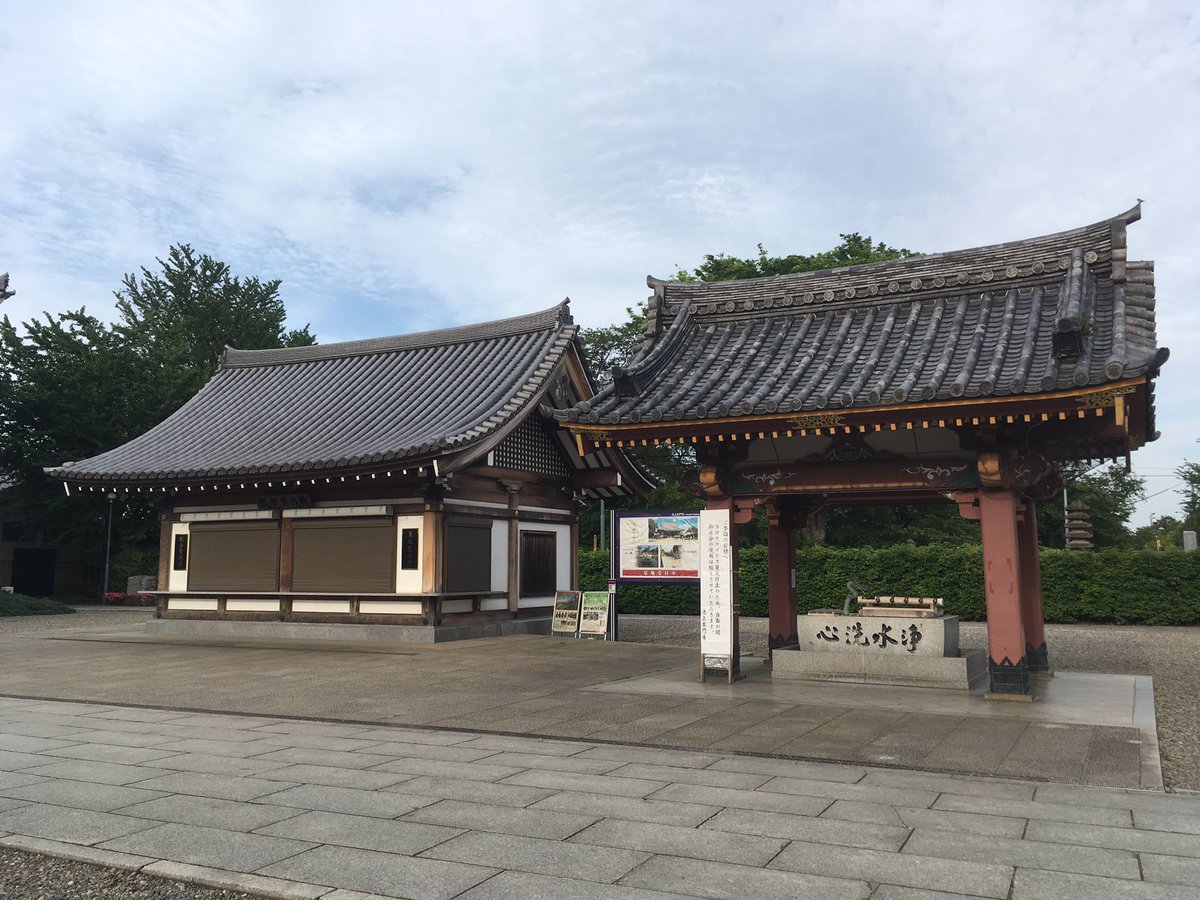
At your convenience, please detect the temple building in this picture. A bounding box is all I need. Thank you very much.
[48,302,651,639]
[550,205,1166,696]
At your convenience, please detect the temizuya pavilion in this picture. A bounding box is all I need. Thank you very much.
[551,206,1166,697]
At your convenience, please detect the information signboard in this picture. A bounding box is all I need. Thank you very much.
[699,508,734,679]
[578,591,611,638]
[613,511,700,582]
[551,591,581,636]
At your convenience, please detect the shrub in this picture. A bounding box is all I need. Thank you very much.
[0,593,77,616]
[580,545,1200,626]
[101,592,157,607]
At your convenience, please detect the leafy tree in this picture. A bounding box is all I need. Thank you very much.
[0,246,314,594]
[1131,514,1183,551]
[676,234,915,282]
[1036,463,1146,549]
[823,503,980,549]
[578,306,646,386]
[1178,461,1200,533]
[114,244,314,414]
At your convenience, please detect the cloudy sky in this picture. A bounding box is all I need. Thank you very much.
[1,0,1197,525]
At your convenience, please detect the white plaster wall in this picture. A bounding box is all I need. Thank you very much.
[167,598,217,611]
[225,599,279,612]
[168,523,190,592]
[395,515,423,594]
[490,520,508,593]
[360,600,422,615]
[293,599,352,613]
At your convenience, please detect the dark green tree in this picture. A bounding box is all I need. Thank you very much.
[0,247,315,594]
[676,234,915,282]
[1036,463,1146,549]
[1178,461,1200,534]
[114,244,314,414]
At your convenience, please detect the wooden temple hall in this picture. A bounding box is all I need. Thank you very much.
[550,205,1166,697]
[48,303,653,638]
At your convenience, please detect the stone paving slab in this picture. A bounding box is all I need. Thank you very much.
[259,844,498,899]
[1,695,1199,900]
[1,777,167,812]
[0,624,1160,789]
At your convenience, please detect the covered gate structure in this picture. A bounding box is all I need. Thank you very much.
[552,206,1167,697]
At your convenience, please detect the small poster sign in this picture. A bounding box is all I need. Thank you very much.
[578,591,611,638]
[551,591,582,635]
[613,511,700,582]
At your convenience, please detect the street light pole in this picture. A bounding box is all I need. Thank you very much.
[102,492,117,596]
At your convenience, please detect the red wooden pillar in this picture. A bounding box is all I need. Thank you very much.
[979,489,1030,697]
[1018,499,1050,673]
[767,507,798,654]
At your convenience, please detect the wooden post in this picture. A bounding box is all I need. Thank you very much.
[504,482,521,613]
[156,514,172,593]
[1018,499,1050,673]
[421,507,444,594]
[766,505,798,655]
[278,517,294,592]
[979,489,1030,698]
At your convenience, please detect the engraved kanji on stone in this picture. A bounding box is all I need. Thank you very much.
[844,622,869,646]
[816,624,840,642]
[871,623,898,649]
[900,624,923,653]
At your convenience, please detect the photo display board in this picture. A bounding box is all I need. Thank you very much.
[699,508,734,670]
[551,591,581,635]
[613,511,700,582]
[578,591,611,638]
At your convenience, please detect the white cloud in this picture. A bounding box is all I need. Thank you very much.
[1,0,1197,522]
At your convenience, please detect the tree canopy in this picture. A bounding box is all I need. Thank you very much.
[0,245,314,592]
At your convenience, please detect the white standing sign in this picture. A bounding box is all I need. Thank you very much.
[699,508,734,678]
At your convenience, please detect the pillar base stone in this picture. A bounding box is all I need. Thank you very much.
[988,655,1031,697]
[1026,641,1051,673]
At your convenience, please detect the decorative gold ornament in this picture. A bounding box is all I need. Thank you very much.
[789,413,846,429]
[977,452,1003,488]
[1075,385,1135,409]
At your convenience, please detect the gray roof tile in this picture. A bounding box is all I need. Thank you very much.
[50,303,579,483]
[552,207,1167,426]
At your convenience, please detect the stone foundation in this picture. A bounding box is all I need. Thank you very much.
[145,617,552,643]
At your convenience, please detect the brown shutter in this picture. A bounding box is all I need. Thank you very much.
[444,518,492,592]
[292,519,396,593]
[188,522,280,591]
[520,531,556,597]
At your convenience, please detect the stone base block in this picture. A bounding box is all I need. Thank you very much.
[771,647,988,691]
[798,614,959,657]
[144,617,551,644]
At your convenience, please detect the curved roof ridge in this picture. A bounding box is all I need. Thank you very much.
[647,204,1141,293]
[222,300,571,368]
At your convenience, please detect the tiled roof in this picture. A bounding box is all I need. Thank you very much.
[552,206,1166,426]
[49,303,581,483]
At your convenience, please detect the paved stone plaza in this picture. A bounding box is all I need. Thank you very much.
[2,694,1200,899]
[0,616,1159,789]
[2,611,1196,896]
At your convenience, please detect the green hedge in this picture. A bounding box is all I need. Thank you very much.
[580,546,1200,626]
[0,593,77,617]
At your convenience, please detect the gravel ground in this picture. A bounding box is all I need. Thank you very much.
[0,605,154,635]
[0,849,259,900]
[621,614,1200,792]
